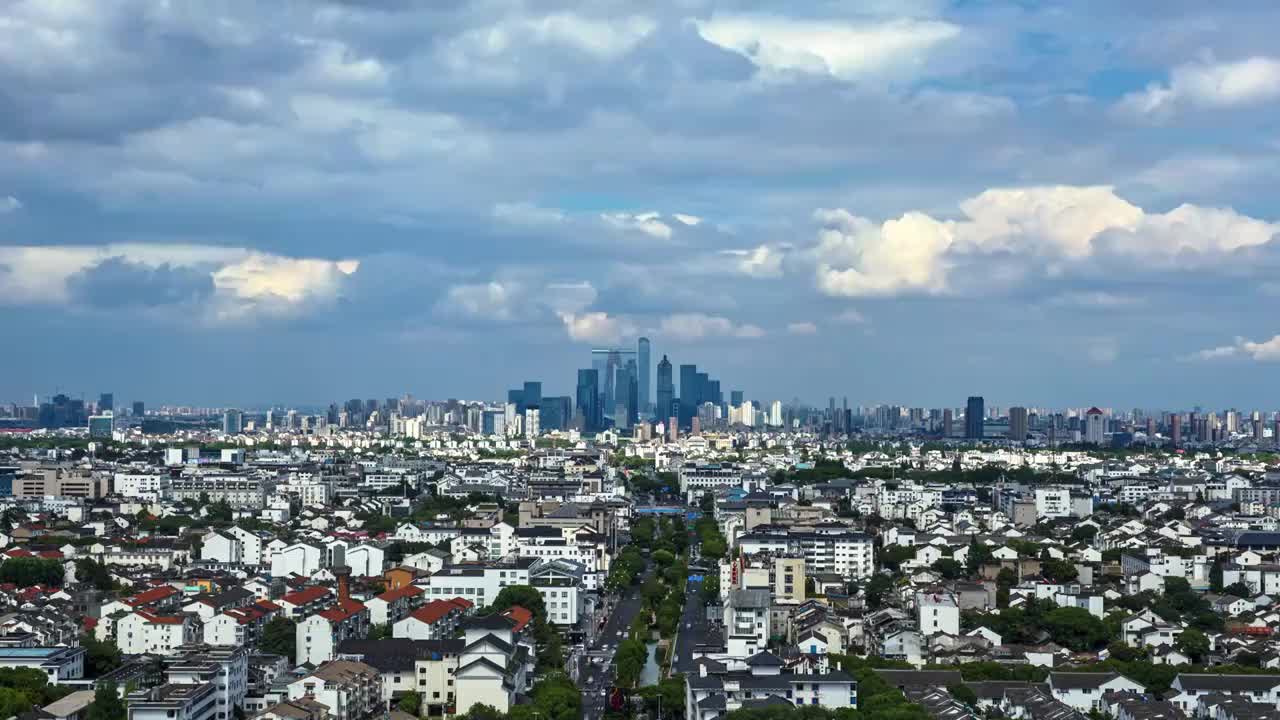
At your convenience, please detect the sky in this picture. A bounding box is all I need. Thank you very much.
[3,0,1280,409]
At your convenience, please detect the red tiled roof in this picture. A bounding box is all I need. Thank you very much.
[376,585,425,602]
[82,617,98,630]
[255,599,281,612]
[447,597,474,610]
[125,585,179,607]
[503,605,532,633]
[281,586,331,605]
[318,600,367,623]
[37,551,63,559]
[410,599,458,625]
[3,549,32,558]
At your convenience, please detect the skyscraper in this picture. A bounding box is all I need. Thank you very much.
[679,364,699,428]
[576,369,600,432]
[656,356,674,422]
[637,337,651,415]
[1171,413,1182,447]
[522,381,542,412]
[223,409,243,435]
[99,393,113,412]
[965,396,984,439]
[1085,407,1105,445]
[132,401,145,418]
[1008,407,1028,441]
[624,358,639,426]
[942,408,953,437]
[730,390,744,407]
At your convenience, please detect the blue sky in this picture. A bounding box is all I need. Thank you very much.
[3,0,1280,409]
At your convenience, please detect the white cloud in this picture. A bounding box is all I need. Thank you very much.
[560,311,635,345]
[1118,56,1280,118]
[0,243,357,320]
[0,196,21,213]
[694,15,960,82]
[673,214,702,226]
[810,185,1280,298]
[601,211,674,240]
[1187,335,1280,362]
[659,313,765,341]
[787,321,818,335]
[1046,291,1145,309]
[722,245,786,278]
[438,281,518,321]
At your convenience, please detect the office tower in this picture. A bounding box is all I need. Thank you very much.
[965,396,984,439]
[601,350,622,420]
[637,337,651,415]
[366,399,378,416]
[769,400,783,427]
[1146,417,1156,439]
[524,407,539,439]
[1254,418,1265,443]
[466,406,483,433]
[1008,407,1028,441]
[507,388,525,413]
[98,393,113,412]
[679,364,698,428]
[1171,414,1182,447]
[1274,416,1280,448]
[523,382,542,413]
[942,408,953,437]
[731,390,744,407]
[576,369,601,433]
[222,409,243,435]
[482,409,506,436]
[1085,407,1105,445]
[88,413,114,439]
[542,397,572,432]
[624,359,639,426]
[656,355,674,421]
[132,401,145,418]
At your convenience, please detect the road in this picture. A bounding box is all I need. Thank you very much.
[579,564,650,719]
[672,542,714,675]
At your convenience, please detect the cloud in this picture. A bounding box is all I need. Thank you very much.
[0,196,20,213]
[673,214,702,226]
[659,313,765,341]
[787,321,818,335]
[694,15,960,82]
[1084,337,1119,365]
[437,281,520,322]
[1118,56,1280,118]
[601,212,674,240]
[1045,291,1145,310]
[809,185,1280,298]
[0,244,356,320]
[66,257,214,308]
[560,311,636,345]
[1187,335,1280,362]
[721,245,786,278]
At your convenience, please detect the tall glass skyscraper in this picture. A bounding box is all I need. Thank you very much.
[679,364,699,428]
[966,396,985,439]
[523,381,542,411]
[637,337,651,416]
[656,355,674,423]
[576,369,600,432]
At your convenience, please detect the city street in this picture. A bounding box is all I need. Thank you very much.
[672,546,713,675]
[579,564,650,719]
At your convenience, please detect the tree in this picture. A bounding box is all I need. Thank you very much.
[86,683,126,720]
[864,574,894,609]
[1176,628,1210,663]
[614,639,649,688]
[0,557,64,587]
[947,683,978,707]
[1223,582,1254,598]
[932,559,965,580]
[81,635,122,676]
[1042,607,1108,651]
[367,624,390,641]
[396,692,422,717]
[1069,525,1098,544]
[260,617,297,661]
[1041,559,1079,584]
[75,559,114,592]
[879,545,916,572]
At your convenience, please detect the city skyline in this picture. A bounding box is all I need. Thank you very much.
[4,3,1280,406]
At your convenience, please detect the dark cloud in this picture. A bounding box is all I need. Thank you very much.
[65,257,214,308]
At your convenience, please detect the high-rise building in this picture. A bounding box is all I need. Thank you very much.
[132,401,145,418]
[576,369,601,432]
[769,401,783,427]
[1008,407,1028,441]
[541,396,572,432]
[731,390,744,407]
[656,356,674,422]
[522,382,542,412]
[1171,414,1182,447]
[942,408,954,437]
[222,409,243,435]
[507,388,525,413]
[679,364,699,428]
[88,413,114,439]
[637,337,651,415]
[524,407,539,439]
[1085,407,1105,445]
[98,393,114,412]
[965,397,984,439]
